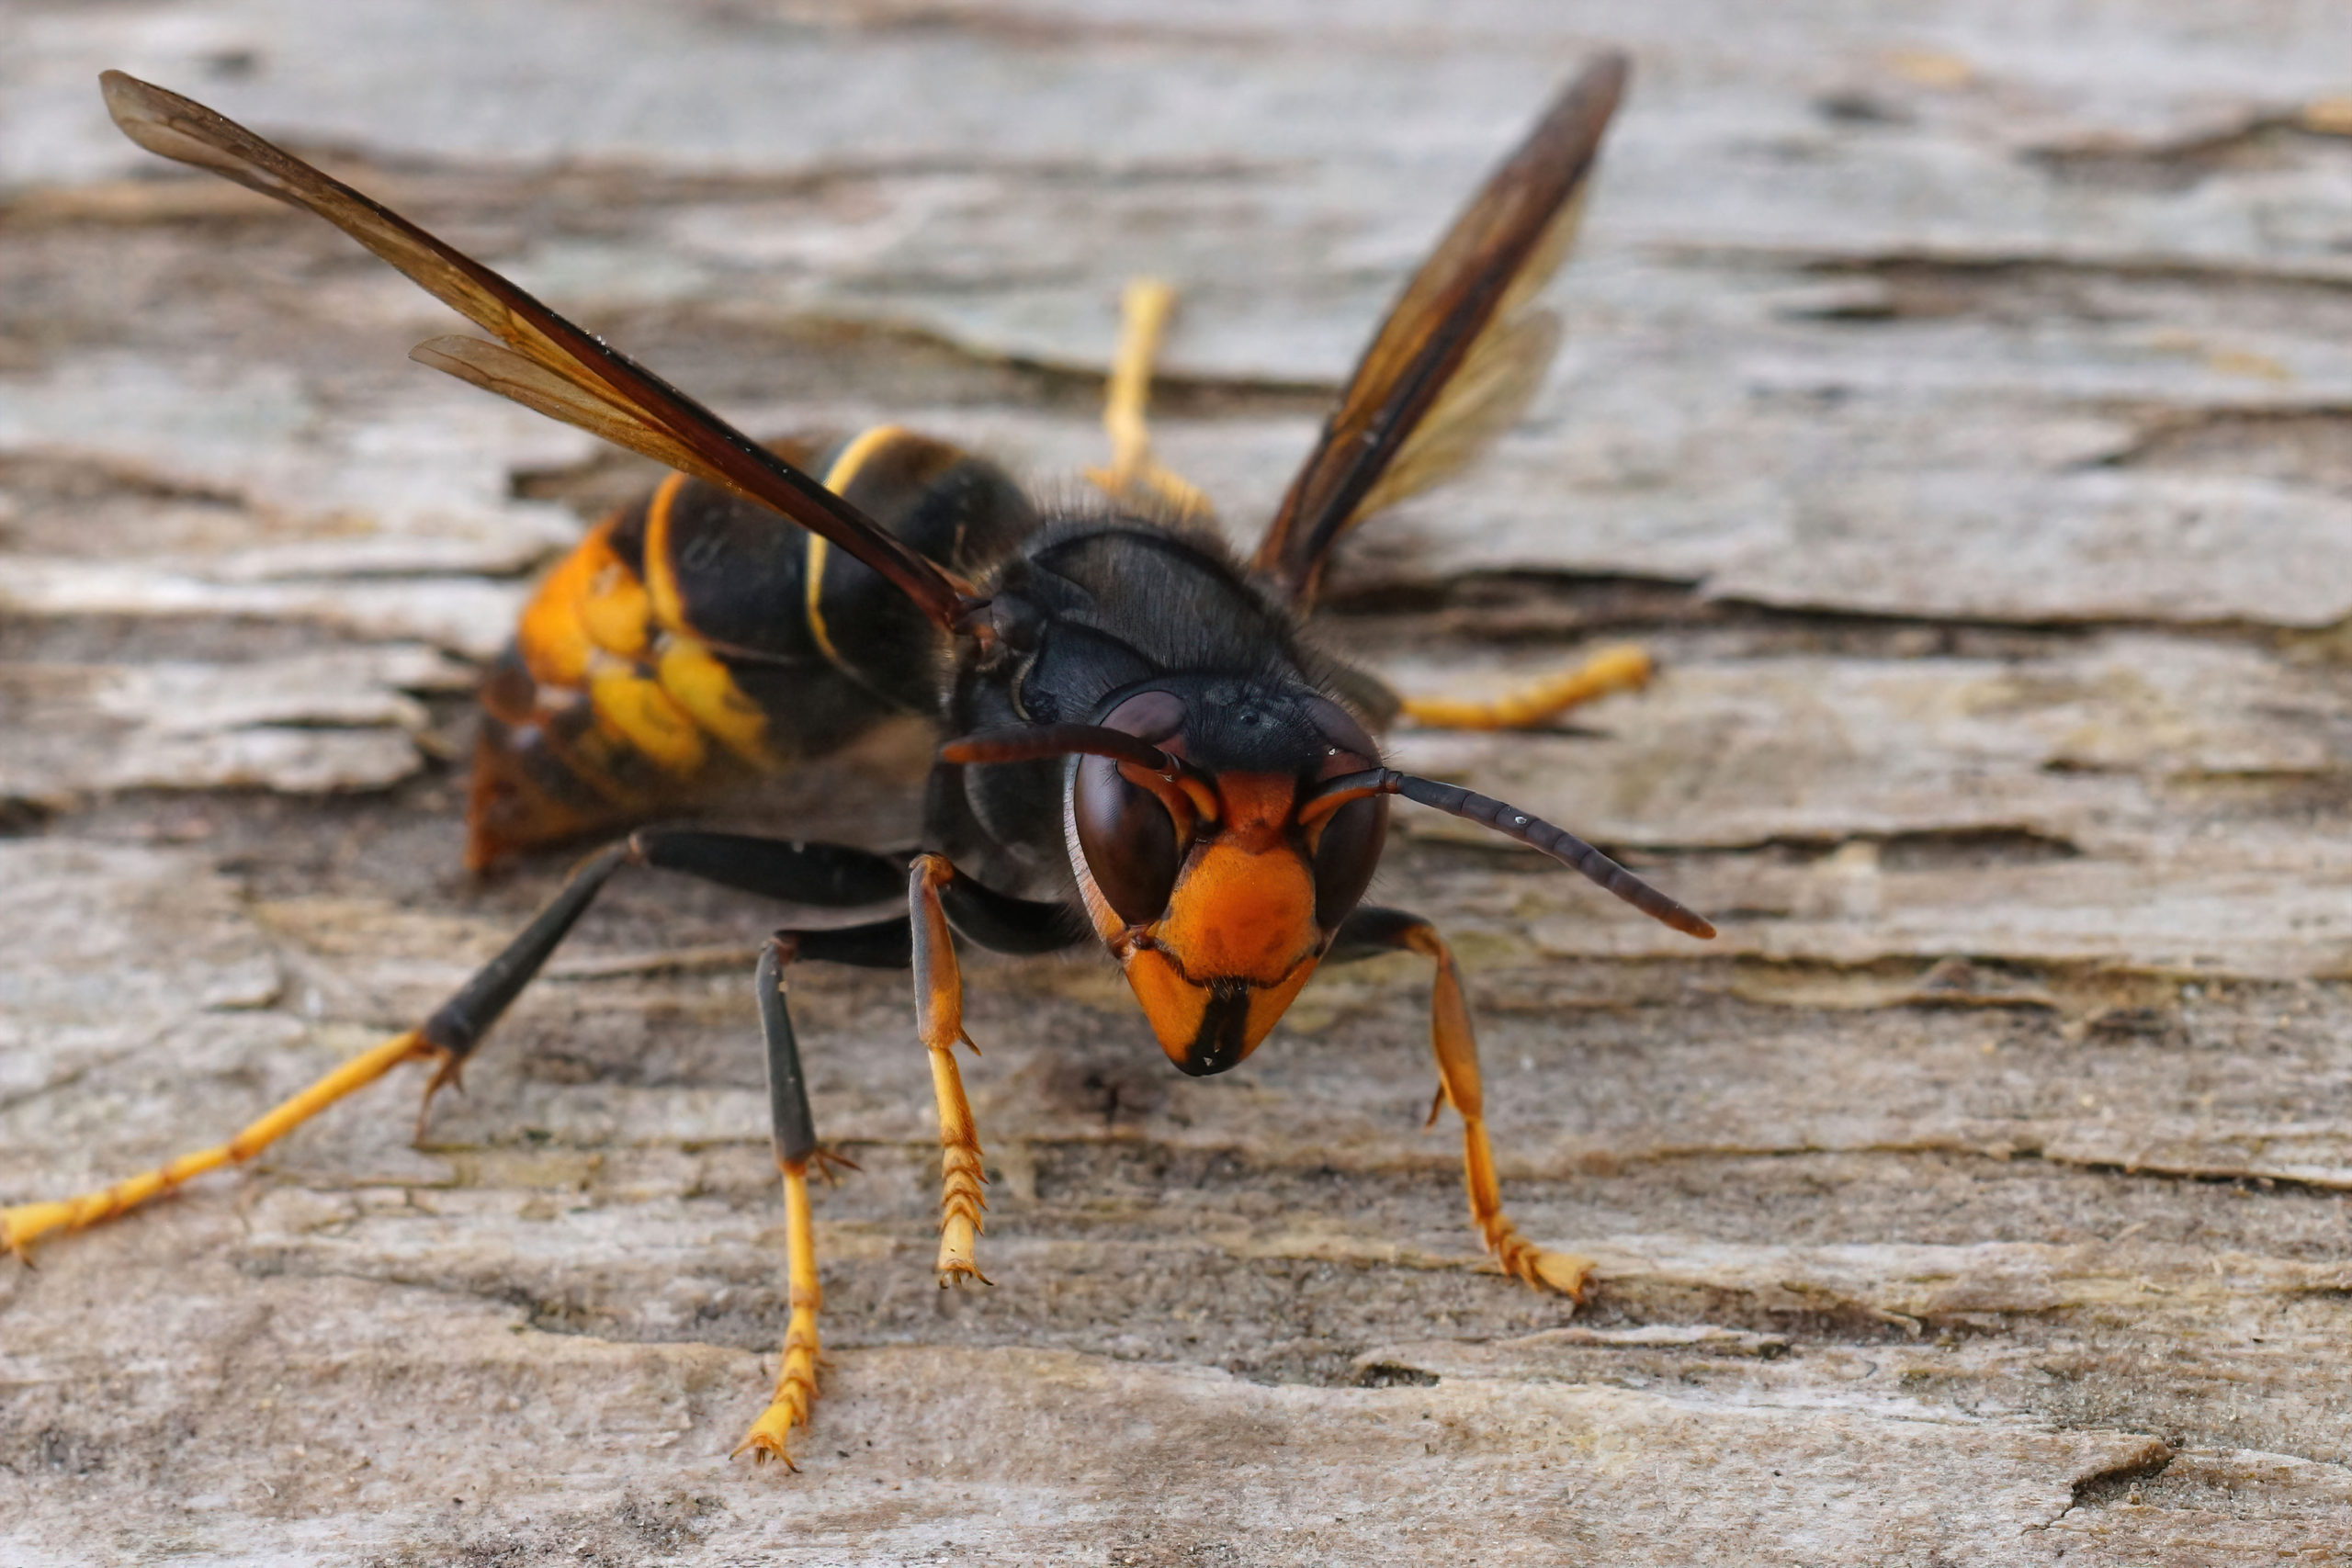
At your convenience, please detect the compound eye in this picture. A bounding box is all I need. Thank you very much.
[1075,754,1182,924]
[1299,694,1385,926]
[1311,792,1387,929]
[1304,696,1380,779]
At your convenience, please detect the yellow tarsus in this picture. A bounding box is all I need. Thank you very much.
[1,1030,435,1262]
[910,854,991,1287]
[931,1051,991,1287]
[1461,1124,1595,1301]
[1404,919,1596,1303]
[1399,643,1652,731]
[1083,276,1214,521]
[734,1162,825,1469]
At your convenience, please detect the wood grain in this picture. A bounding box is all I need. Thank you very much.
[3,2,2350,1562]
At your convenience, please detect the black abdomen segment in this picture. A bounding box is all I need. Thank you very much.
[468,427,1038,866]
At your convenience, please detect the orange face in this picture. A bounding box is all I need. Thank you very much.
[1065,680,1390,1077]
[1076,770,1328,1073]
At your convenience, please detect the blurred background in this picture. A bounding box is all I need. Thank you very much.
[6,3,2352,1562]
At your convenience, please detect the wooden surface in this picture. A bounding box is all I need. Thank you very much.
[6,2,2352,1562]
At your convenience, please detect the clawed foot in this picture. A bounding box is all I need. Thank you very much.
[935,1254,993,1290]
[935,1201,992,1289]
[1487,1222,1596,1303]
[731,1405,807,1471]
[1514,1247,1597,1302]
[2,1199,74,1263]
[731,1391,813,1471]
[732,1306,821,1471]
[1082,276,1214,523]
[1399,643,1653,731]
[411,1044,465,1145]
[3,1031,433,1265]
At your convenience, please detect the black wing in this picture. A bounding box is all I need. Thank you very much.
[1251,53,1627,605]
[100,71,978,634]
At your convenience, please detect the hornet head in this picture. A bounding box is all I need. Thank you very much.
[1053,679,1385,1074]
[940,678,1712,1077]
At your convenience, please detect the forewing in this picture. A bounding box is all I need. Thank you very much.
[1353,307,1560,521]
[99,71,975,632]
[1250,53,1626,604]
[411,337,738,490]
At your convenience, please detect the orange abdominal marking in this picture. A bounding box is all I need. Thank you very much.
[655,637,773,767]
[477,425,948,867]
[494,435,826,842]
[577,558,651,660]
[639,471,693,636]
[588,663,707,775]
[515,525,614,687]
[482,473,786,861]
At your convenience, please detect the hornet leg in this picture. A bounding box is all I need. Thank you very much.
[0,1029,438,1262]
[1082,276,1214,521]
[739,856,1077,1295]
[1329,906,1596,1300]
[1397,643,1653,731]
[1,829,906,1261]
[711,908,933,1464]
[910,853,989,1285]
[731,938,852,1469]
[715,863,1078,1457]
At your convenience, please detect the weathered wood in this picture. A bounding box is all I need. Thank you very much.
[0,646,470,799]
[5,2,2352,1563]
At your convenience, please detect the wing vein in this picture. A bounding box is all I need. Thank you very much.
[98,70,976,634]
[1250,53,1627,606]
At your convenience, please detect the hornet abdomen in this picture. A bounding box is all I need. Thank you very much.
[468,426,1037,869]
